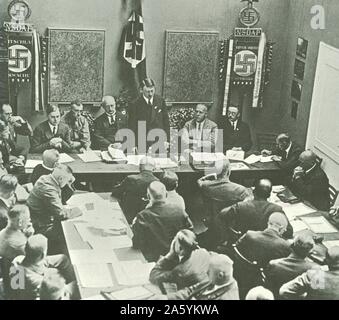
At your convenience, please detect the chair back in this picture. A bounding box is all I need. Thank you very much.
[256,132,277,151]
[329,184,339,207]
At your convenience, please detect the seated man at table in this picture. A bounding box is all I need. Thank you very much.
[289,150,330,211]
[0,204,34,261]
[39,273,73,300]
[198,158,250,210]
[235,212,291,266]
[261,133,303,175]
[27,164,78,253]
[0,174,18,231]
[30,105,73,154]
[61,100,91,153]
[132,181,194,262]
[92,95,128,150]
[112,156,159,224]
[10,234,76,300]
[30,149,74,204]
[159,170,185,211]
[265,232,320,297]
[155,253,239,300]
[222,105,252,153]
[217,178,293,240]
[280,246,339,300]
[181,104,218,153]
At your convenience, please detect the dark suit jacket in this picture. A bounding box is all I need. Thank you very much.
[129,95,170,149]
[218,199,293,239]
[30,121,72,153]
[273,142,303,174]
[92,110,128,150]
[236,229,291,266]
[0,199,9,231]
[111,170,159,224]
[289,165,330,211]
[132,201,194,262]
[266,254,320,296]
[222,118,252,152]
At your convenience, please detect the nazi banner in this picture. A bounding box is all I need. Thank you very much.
[8,35,33,83]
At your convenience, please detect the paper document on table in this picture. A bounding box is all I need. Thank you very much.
[75,222,127,242]
[82,294,106,300]
[113,261,155,286]
[272,185,285,193]
[76,263,114,288]
[108,147,127,160]
[323,240,339,249]
[302,216,337,234]
[191,152,226,162]
[59,153,75,163]
[260,155,274,163]
[77,150,101,163]
[109,286,153,300]
[226,150,245,161]
[89,235,132,250]
[153,158,178,169]
[244,154,260,164]
[25,159,43,169]
[283,203,316,220]
[69,249,118,265]
[290,219,309,232]
[126,155,146,166]
[230,162,249,171]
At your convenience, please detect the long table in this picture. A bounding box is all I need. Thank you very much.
[62,192,160,299]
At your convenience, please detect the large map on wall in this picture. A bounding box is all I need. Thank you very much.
[163,31,219,104]
[48,28,105,104]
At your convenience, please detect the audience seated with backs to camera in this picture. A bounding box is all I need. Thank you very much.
[30,149,74,204]
[152,252,239,300]
[39,272,73,300]
[10,234,77,300]
[149,229,210,290]
[217,178,293,241]
[30,104,73,154]
[0,174,18,231]
[0,204,34,262]
[27,164,79,253]
[111,156,159,224]
[132,181,193,262]
[289,150,331,212]
[280,246,339,300]
[235,212,291,267]
[265,232,321,297]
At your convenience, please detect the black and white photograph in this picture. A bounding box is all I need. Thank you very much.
[0,0,339,309]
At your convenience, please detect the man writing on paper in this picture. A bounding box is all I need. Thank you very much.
[27,164,80,253]
[222,105,252,153]
[92,95,128,150]
[30,105,73,154]
[61,100,91,153]
[181,104,218,153]
[289,150,330,211]
[261,133,303,175]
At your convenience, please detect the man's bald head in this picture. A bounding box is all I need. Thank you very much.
[253,178,272,200]
[102,96,116,115]
[139,156,155,172]
[215,158,231,178]
[207,253,234,286]
[52,164,74,188]
[299,150,317,170]
[25,234,48,263]
[42,149,60,169]
[267,212,288,236]
[147,181,167,203]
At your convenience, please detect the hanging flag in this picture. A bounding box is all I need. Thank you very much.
[32,30,45,111]
[123,11,146,69]
[0,32,9,104]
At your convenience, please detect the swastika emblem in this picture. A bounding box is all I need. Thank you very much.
[234,50,257,77]
[239,7,260,27]
[8,44,32,73]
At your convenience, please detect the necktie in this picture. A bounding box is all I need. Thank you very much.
[282,150,287,160]
[109,115,115,125]
[233,122,236,131]
[52,126,57,136]
[148,99,152,106]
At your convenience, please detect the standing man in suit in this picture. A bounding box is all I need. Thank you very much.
[280,246,339,300]
[30,105,72,154]
[222,105,252,152]
[181,104,218,153]
[1,103,32,157]
[261,133,303,175]
[128,78,170,153]
[132,181,194,262]
[235,212,291,266]
[0,174,18,231]
[61,100,91,153]
[92,96,128,150]
[289,150,330,211]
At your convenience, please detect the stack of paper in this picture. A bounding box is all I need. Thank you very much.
[88,235,132,250]
[59,153,75,163]
[283,203,316,220]
[108,147,127,161]
[323,240,339,249]
[244,154,261,164]
[272,185,286,193]
[126,155,147,166]
[260,155,274,163]
[226,150,245,161]
[76,263,114,288]
[191,152,226,162]
[77,150,101,163]
[290,219,309,232]
[301,216,337,234]
[153,158,178,169]
[230,162,249,171]
[25,159,43,169]
[69,249,119,265]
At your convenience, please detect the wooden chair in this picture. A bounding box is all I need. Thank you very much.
[232,243,266,299]
[329,184,339,207]
[256,132,277,151]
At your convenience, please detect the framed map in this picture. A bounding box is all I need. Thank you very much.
[163,30,219,104]
[48,28,105,104]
